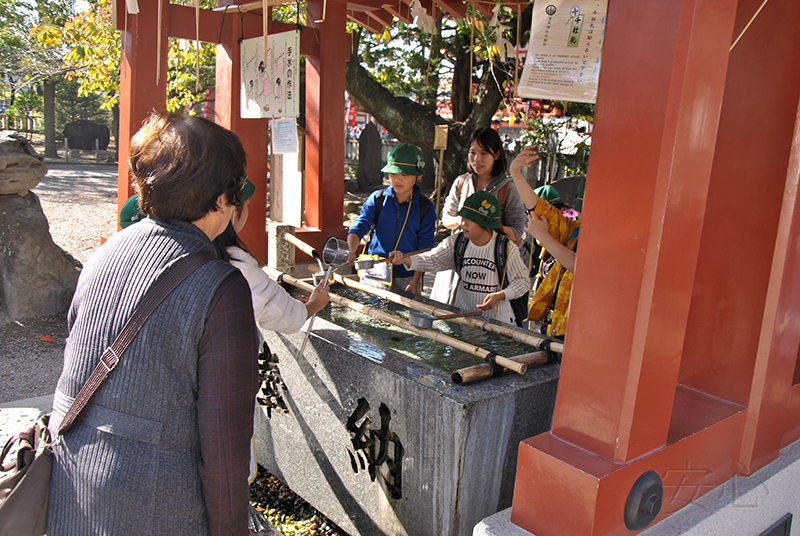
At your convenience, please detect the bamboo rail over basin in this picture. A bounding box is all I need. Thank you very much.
[266,267,528,375]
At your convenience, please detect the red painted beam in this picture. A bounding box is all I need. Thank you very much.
[347,10,385,34]
[436,0,467,18]
[367,8,395,27]
[466,0,493,18]
[513,401,745,536]
[383,0,413,24]
[708,0,800,475]
[300,0,348,253]
[346,0,393,10]
[165,5,319,55]
[116,0,168,220]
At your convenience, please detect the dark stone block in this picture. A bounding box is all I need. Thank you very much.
[357,123,383,191]
[63,120,110,151]
[254,315,559,536]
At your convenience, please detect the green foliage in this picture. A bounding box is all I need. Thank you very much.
[167,38,216,113]
[517,114,593,179]
[355,5,523,113]
[55,76,110,133]
[32,0,218,114]
[36,0,74,26]
[7,88,41,117]
[166,0,216,113]
[31,0,120,111]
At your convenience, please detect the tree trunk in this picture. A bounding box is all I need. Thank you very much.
[43,79,57,158]
[345,55,507,186]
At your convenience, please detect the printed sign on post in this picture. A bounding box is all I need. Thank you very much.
[518,1,608,103]
[271,118,298,154]
[240,31,300,119]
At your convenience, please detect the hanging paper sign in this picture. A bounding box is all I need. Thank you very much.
[272,117,298,154]
[517,1,608,103]
[240,31,300,119]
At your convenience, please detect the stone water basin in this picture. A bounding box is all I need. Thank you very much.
[254,283,559,536]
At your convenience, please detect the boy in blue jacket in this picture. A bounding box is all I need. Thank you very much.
[346,143,437,294]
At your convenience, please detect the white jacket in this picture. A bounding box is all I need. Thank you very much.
[228,246,308,333]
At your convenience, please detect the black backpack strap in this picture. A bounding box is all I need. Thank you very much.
[418,194,431,224]
[495,233,509,289]
[453,232,469,273]
[372,187,388,225]
[364,188,388,250]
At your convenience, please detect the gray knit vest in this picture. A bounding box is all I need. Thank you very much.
[47,218,237,536]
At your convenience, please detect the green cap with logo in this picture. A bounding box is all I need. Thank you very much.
[119,194,143,228]
[457,191,501,229]
[381,143,425,175]
[534,184,561,205]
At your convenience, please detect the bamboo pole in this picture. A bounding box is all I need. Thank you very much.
[280,233,563,354]
[452,351,549,386]
[282,232,321,261]
[331,273,564,354]
[267,267,528,375]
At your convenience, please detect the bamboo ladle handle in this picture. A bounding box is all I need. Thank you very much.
[434,311,483,320]
[376,248,432,265]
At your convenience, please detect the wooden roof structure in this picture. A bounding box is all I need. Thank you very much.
[214,0,528,35]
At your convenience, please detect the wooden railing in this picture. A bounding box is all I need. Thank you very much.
[0,114,39,133]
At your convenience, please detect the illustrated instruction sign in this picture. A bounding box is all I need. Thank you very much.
[518,1,608,103]
[240,31,299,119]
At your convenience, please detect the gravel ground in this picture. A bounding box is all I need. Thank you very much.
[0,159,119,404]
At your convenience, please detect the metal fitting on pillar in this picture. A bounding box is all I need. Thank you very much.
[624,470,663,531]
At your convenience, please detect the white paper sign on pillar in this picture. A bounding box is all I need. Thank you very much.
[518,0,608,104]
[271,118,302,227]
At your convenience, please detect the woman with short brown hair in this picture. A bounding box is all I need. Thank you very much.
[48,112,259,536]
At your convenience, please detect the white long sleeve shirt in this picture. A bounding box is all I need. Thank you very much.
[409,231,530,325]
[227,246,308,333]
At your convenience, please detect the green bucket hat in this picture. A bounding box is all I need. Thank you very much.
[119,194,143,228]
[457,191,501,229]
[574,177,586,212]
[534,184,561,205]
[381,143,425,175]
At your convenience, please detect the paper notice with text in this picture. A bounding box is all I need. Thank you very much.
[518,0,608,103]
[271,118,298,154]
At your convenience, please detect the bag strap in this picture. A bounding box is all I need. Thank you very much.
[57,250,217,435]
[495,233,509,290]
[453,232,469,273]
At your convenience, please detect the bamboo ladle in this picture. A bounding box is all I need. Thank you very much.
[354,248,432,271]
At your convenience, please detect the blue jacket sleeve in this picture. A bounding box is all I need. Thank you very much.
[348,191,379,240]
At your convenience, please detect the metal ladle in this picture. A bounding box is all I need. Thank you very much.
[296,237,349,358]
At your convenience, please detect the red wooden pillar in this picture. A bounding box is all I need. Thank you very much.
[510,0,800,534]
[295,0,348,252]
[215,13,269,261]
[115,0,168,220]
